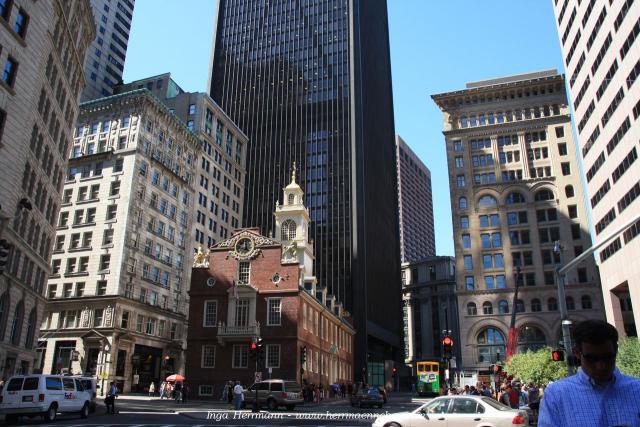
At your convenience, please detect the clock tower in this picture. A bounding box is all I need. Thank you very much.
[274,164,315,286]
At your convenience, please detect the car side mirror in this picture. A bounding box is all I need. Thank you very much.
[419,408,429,419]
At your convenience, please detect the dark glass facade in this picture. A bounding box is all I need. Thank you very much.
[209,0,401,376]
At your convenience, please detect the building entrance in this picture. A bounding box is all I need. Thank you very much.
[131,344,162,393]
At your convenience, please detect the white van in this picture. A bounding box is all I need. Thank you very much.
[71,376,98,412]
[0,374,92,423]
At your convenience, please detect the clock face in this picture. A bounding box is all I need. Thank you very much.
[235,237,254,255]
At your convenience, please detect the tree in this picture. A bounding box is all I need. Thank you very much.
[617,337,640,378]
[504,347,567,385]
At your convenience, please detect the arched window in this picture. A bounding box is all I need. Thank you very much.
[566,296,575,310]
[478,195,498,208]
[281,219,297,241]
[10,300,24,346]
[467,302,477,316]
[0,291,9,341]
[581,295,592,309]
[535,189,555,201]
[482,301,493,315]
[505,192,526,204]
[531,298,542,312]
[498,300,509,314]
[288,194,295,205]
[477,328,506,363]
[517,325,547,352]
[24,308,37,349]
[548,297,558,311]
[459,197,467,209]
[565,185,575,198]
[515,299,525,313]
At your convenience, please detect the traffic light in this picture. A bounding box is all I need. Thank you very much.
[250,339,258,358]
[256,337,264,364]
[392,367,397,377]
[300,346,307,364]
[552,349,565,362]
[442,335,453,359]
[0,240,12,275]
[492,364,502,374]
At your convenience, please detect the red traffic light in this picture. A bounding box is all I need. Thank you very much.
[493,364,502,374]
[250,342,257,350]
[442,336,453,346]
[552,350,565,362]
[392,368,397,375]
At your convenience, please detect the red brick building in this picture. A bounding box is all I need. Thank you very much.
[186,172,354,398]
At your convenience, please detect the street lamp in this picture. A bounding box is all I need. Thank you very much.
[554,241,575,375]
[100,341,111,397]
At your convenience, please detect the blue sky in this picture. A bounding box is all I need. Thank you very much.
[124,0,565,256]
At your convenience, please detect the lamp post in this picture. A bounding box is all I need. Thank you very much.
[99,341,111,397]
[554,241,575,375]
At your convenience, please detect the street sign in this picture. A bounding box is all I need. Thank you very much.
[254,371,262,383]
[99,371,108,380]
[133,374,139,384]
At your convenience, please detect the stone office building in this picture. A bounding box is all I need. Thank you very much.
[187,173,354,398]
[39,89,200,392]
[432,70,603,374]
[0,0,94,378]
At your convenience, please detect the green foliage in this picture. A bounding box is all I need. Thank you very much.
[504,347,567,385]
[617,337,640,378]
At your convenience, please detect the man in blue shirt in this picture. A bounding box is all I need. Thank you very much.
[538,320,640,427]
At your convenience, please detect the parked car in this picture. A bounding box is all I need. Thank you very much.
[71,376,98,412]
[372,395,528,427]
[350,387,384,409]
[242,379,303,410]
[0,374,92,424]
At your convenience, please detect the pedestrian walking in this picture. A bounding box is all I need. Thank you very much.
[233,381,244,410]
[538,320,640,427]
[173,381,183,403]
[182,382,189,403]
[159,381,166,399]
[105,382,117,415]
[148,381,155,397]
[227,381,234,407]
[221,382,228,402]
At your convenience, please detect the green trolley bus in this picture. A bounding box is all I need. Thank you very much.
[415,361,440,397]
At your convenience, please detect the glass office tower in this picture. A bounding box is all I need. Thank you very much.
[209,0,401,378]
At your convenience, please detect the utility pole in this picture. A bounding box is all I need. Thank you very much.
[554,241,575,375]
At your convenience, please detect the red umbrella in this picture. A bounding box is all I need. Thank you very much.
[165,374,185,382]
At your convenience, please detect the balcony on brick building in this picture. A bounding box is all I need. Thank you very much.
[216,321,260,344]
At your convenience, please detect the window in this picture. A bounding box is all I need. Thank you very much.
[506,192,525,204]
[467,302,477,315]
[460,216,469,229]
[238,261,250,283]
[477,328,506,363]
[483,302,493,315]
[565,185,575,198]
[477,195,497,208]
[201,345,215,368]
[114,158,124,172]
[534,189,554,201]
[188,104,196,115]
[455,156,464,168]
[561,162,571,176]
[14,8,28,38]
[566,296,576,310]
[266,344,280,368]
[281,219,296,240]
[558,143,567,155]
[499,300,509,314]
[203,301,217,327]
[465,276,474,290]
[121,311,130,329]
[463,255,473,270]
[267,298,281,325]
[462,234,471,249]
[581,295,593,309]
[456,175,465,187]
[99,255,110,271]
[106,205,117,220]
[2,56,18,87]
[110,181,120,196]
[103,229,114,245]
[0,0,12,20]
[232,344,248,368]
[96,281,107,295]
[459,197,467,209]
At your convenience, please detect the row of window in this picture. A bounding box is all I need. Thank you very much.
[302,302,351,353]
[203,299,282,327]
[459,105,561,129]
[51,254,111,276]
[466,295,593,316]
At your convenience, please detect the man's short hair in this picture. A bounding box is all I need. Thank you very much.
[573,319,618,349]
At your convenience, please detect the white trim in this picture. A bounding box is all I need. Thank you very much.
[201,344,216,368]
[266,344,280,368]
[266,297,282,326]
[203,300,218,327]
[198,384,214,396]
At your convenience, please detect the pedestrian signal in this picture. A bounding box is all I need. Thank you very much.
[552,349,565,362]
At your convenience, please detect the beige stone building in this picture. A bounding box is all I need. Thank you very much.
[552,0,640,337]
[40,90,200,392]
[0,0,94,377]
[432,70,603,375]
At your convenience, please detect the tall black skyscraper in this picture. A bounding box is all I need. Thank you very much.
[209,0,401,378]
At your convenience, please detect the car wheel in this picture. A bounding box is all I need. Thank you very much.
[44,404,58,422]
[285,405,294,411]
[81,402,90,419]
[5,414,18,424]
[386,423,402,427]
[267,398,278,410]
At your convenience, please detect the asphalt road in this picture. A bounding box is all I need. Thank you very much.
[2,394,431,426]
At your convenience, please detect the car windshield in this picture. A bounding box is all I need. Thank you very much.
[481,396,513,411]
[366,389,380,395]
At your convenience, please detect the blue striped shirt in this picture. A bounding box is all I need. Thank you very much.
[539,368,640,427]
